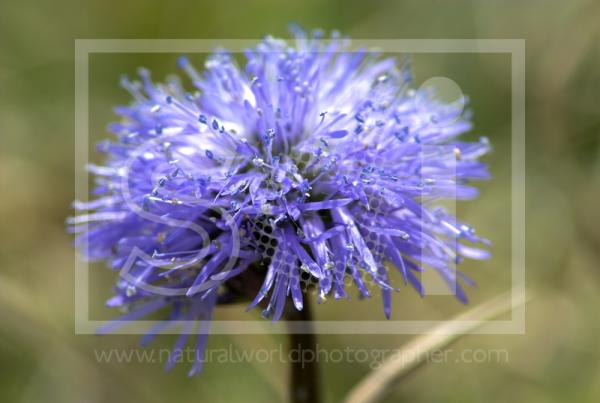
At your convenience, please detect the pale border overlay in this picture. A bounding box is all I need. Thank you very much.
[75,39,525,335]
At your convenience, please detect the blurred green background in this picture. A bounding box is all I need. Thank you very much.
[1,0,600,402]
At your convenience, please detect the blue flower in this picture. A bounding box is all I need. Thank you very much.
[70,28,490,376]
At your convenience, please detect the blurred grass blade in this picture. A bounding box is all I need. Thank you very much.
[345,286,530,403]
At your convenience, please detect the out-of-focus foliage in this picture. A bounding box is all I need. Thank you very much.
[1,1,599,402]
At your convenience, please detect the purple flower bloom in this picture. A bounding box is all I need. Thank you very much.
[70,28,490,375]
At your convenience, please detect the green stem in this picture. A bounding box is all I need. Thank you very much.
[287,297,321,403]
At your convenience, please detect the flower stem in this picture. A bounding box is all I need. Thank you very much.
[286,298,321,403]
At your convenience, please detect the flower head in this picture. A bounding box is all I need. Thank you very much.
[70,28,490,375]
